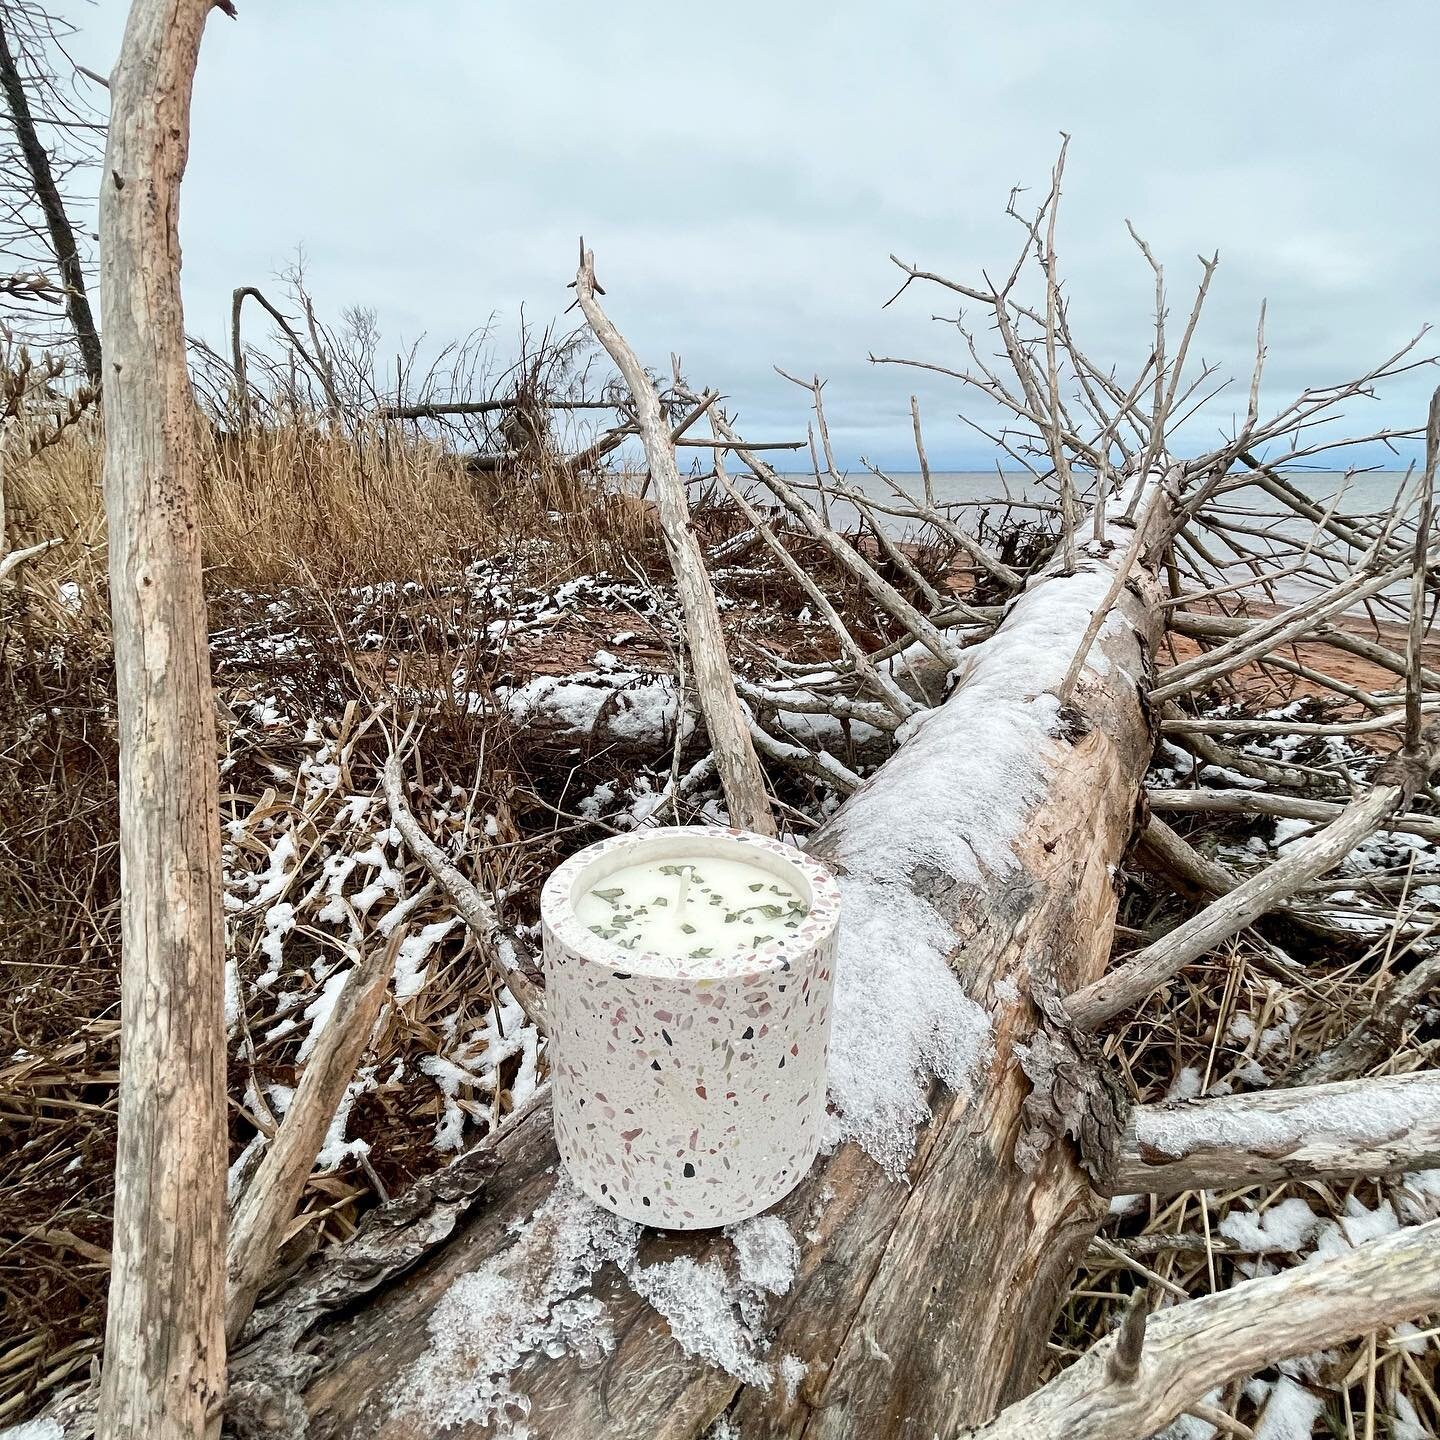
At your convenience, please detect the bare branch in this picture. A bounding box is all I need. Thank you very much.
[572,246,775,836]
[967,1219,1440,1440]
[1069,729,1440,1030]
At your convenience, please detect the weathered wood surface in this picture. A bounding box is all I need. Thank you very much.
[222,493,1169,1440]
[95,2,230,1438]
[226,929,402,1344]
[571,249,775,838]
[969,1217,1440,1440]
[1101,1068,1440,1197]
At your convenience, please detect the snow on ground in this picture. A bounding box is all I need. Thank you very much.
[0,1420,63,1440]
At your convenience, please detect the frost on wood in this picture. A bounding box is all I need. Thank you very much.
[726,1213,800,1296]
[627,1257,773,1387]
[389,1195,806,1431]
[821,559,1135,1171]
[387,1183,641,1432]
[1132,1077,1430,1158]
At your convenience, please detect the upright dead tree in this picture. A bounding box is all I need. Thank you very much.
[0,0,103,381]
[95,2,232,1438]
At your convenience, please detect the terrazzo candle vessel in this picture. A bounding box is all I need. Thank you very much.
[541,826,841,1229]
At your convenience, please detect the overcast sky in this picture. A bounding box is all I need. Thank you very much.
[64,1,1440,469]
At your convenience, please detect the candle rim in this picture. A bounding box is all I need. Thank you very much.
[541,825,841,981]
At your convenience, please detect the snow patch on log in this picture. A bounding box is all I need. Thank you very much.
[726,1213,800,1295]
[1133,1081,1422,1159]
[627,1258,773,1387]
[388,1190,804,1428]
[387,1183,641,1431]
[823,561,1133,1172]
[1,1420,64,1440]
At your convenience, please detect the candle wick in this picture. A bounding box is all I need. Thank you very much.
[676,865,692,918]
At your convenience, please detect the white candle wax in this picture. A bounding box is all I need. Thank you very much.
[573,853,808,965]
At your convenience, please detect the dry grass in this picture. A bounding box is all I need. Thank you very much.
[5,416,662,596]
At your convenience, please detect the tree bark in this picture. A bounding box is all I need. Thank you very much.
[223,497,1172,1440]
[95,2,228,1437]
[0,12,103,383]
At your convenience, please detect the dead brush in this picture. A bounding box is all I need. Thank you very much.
[0,584,118,1424]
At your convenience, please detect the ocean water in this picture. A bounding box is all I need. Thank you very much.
[764,469,1419,609]
[806,469,1410,536]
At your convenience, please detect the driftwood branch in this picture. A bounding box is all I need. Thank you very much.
[95,2,230,1436]
[712,460,919,722]
[1145,785,1440,842]
[382,398,617,420]
[967,1218,1440,1440]
[1292,952,1440,1085]
[710,406,967,669]
[1070,730,1440,1030]
[231,285,345,420]
[225,926,404,1343]
[572,247,776,836]
[1100,1068,1440,1195]
[0,533,60,582]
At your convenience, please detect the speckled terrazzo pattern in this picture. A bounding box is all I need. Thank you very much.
[541,828,841,1229]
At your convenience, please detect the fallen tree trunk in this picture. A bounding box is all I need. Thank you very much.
[221,496,1171,1440]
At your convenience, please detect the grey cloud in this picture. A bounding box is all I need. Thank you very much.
[67,0,1440,468]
